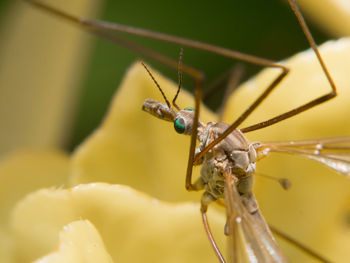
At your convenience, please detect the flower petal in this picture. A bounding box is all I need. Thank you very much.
[0,149,69,226]
[0,149,69,263]
[298,0,350,37]
[34,220,114,263]
[70,62,216,202]
[0,228,13,263]
[11,183,225,263]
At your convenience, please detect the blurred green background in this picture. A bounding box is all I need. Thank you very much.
[0,0,330,153]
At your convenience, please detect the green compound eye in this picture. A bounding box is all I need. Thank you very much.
[184,107,194,111]
[174,117,185,134]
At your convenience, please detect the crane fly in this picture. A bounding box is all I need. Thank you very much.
[24,0,349,262]
[141,62,350,263]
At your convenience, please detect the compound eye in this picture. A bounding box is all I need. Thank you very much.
[174,117,186,134]
[184,107,194,111]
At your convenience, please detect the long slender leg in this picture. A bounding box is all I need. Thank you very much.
[194,0,336,163]
[24,0,289,190]
[241,0,337,133]
[24,0,286,69]
[171,48,183,111]
[185,73,203,190]
[194,68,288,164]
[203,67,236,101]
[203,65,244,100]
[202,64,245,122]
[201,203,226,263]
[216,65,245,122]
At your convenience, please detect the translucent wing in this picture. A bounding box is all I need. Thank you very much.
[224,173,288,263]
[255,137,350,177]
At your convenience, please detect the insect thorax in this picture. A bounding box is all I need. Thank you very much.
[195,122,257,204]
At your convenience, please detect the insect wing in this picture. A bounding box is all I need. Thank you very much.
[256,137,350,177]
[224,174,288,263]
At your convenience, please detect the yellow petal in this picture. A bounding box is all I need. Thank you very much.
[34,220,114,263]
[223,38,350,262]
[70,62,216,202]
[299,0,350,37]
[11,183,225,263]
[0,149,69,263]
[0,149,69,226]
[0,228,13,263]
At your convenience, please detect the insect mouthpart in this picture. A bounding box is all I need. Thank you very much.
[142,99,176,122]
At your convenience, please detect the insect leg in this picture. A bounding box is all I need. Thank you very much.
[241,0,337,133]
[201,196,226,263]
[216,65,245,122]
[194,68,288,164]
[24,0,289,189]
[203,64,245,119]
[194,0,336,162]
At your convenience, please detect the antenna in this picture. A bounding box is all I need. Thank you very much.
[141,62,173,110]
[172,48,183,111]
